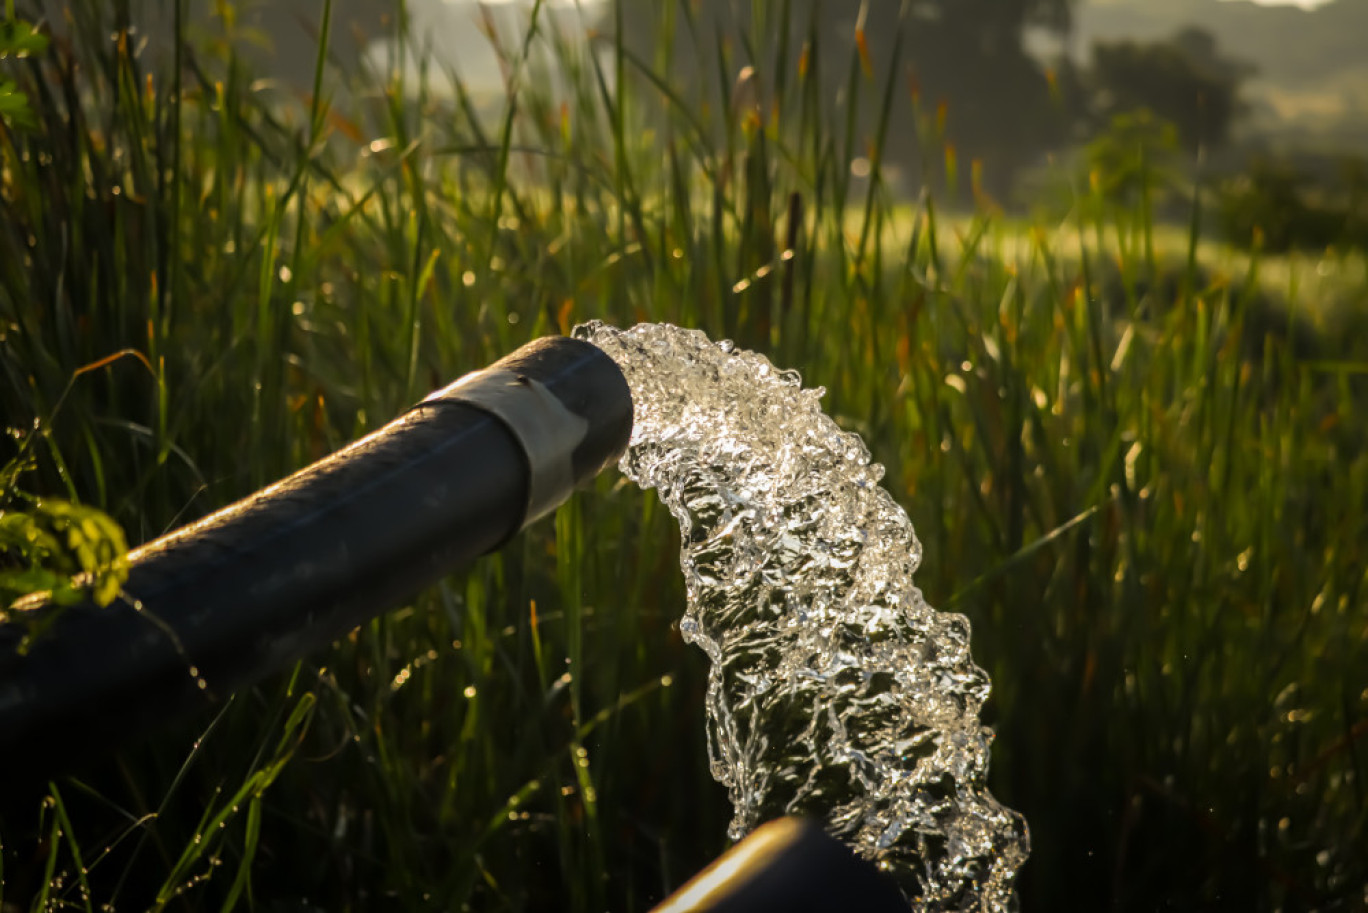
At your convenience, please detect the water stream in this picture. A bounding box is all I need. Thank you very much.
[574,321,1028,912]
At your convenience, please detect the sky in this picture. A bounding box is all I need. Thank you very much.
[1219,0,1336,7]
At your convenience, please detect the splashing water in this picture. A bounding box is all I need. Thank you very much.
[574,321,1028,911]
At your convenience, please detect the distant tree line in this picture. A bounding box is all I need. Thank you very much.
[29,1,1259,188]
[32,0,1364,250]
[1086,25,1254,152]
[613,0,1076,196]
[612,0,1274,198]
[27,0,393,91]
[1218,154,1368,253]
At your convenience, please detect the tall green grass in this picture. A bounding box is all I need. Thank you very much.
[1,1,1364,910]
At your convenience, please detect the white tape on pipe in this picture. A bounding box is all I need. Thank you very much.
[424,369,590,527]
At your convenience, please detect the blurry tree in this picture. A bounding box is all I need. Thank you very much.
[1088,27,1254,152]
[30,0,397,92]
[1341,154,1368,247]
[895,0,1076,191]
[1085,108,1180,211]
[1218,156,1366,253]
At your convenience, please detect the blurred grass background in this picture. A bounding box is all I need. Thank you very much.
[1,0,1365,910]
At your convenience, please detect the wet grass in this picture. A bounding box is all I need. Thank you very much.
[1,0,1365,910]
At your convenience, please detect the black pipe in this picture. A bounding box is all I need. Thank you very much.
[650,817,911,912]
[0,335,632,781]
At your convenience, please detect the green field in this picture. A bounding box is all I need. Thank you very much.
[1,2,1365,911]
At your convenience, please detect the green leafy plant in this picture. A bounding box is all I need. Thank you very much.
[1,453,131,653]
[0,1,47,130]
[0,496,129,610]
[0,351,147,645]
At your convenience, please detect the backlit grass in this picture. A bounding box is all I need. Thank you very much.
[1,1,1364,910]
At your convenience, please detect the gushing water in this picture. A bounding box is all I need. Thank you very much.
[574,321,1028,912]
